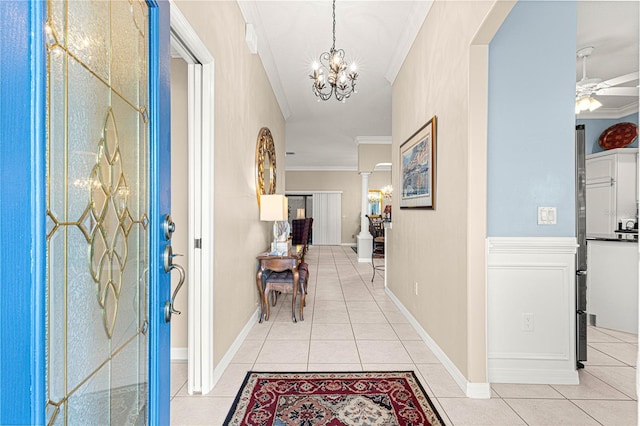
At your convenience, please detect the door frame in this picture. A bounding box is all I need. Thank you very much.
[169,1,216,395]
[149,0,172,423]
[468,0,515,392]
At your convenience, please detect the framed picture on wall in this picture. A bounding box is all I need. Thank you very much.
[400,116,437,209]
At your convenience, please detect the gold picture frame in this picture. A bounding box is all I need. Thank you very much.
[255,127,277,206]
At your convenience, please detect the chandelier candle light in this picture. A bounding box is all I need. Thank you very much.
[310,0,358,102]
[381,185,393,199]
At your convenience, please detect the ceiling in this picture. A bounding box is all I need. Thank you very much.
[236,1,639,171]
[576,1,639,118]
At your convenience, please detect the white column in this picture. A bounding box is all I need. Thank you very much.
[357,172,373,262]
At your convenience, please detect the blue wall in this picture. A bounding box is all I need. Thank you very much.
[577,113,639,155]
[488,0,577,237]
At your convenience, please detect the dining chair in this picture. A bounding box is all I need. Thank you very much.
[367,215,385,282]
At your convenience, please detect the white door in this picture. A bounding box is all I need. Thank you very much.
[312,192,342,245]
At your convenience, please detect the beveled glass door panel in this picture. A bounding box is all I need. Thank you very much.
[45,0,149,424]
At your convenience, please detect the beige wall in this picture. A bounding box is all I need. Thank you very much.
[170,58,189,350]
[173,1,286,364]
[358,144,392,172]
[286,170,391,243]
[390,0,496,381]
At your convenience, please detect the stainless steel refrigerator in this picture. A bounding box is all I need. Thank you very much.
[575,124,587,367]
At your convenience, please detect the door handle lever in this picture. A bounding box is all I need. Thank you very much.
[163,244,186,322]
[165,263,186,322]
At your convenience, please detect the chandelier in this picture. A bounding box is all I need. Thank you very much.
[309,0,358,102]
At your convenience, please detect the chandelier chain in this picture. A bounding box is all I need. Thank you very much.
[332,0,336,51]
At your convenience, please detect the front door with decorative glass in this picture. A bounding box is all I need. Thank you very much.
[0,1,172,424]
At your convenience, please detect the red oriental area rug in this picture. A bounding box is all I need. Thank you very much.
[223,371,446,426]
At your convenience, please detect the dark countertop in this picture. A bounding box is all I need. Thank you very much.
[587,233,638,243]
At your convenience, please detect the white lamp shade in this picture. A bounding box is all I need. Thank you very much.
[296,208,305,219]
[260,194,288,221]
[578,96,591,110]
[588,97,602,111]
[575,95,602,114]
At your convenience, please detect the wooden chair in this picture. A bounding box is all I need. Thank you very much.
[306,217,313,246]
[263,263,309,322]
[292,218,313,262]
[367,215,385,282]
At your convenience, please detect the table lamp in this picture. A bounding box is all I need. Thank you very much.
[260,194,290,254]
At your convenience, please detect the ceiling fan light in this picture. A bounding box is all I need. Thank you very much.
[588,97,602,111]
[575,102,581,114]
[577,96,591,110]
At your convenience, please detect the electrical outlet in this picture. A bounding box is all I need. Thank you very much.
[414,282,418,295]
[522,313,534,332]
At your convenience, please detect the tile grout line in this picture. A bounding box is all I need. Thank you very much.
[499,397,534,426]
[580,369,637,401]
[565,398,607,426]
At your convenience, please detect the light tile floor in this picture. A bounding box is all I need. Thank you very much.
[170,246,638,425]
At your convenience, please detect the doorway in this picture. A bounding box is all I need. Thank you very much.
[169,2,216,395]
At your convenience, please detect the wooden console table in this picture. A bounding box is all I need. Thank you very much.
[256,246,303,323]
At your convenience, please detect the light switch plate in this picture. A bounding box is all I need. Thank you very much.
[538,207,557,225]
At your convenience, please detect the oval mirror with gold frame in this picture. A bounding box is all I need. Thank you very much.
[255,127,276,206]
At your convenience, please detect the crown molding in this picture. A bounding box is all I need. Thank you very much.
[374,163,392,171]
[576,101,638,120]
[237,1,291,120]
[354,136,392,145]
[285,190,344,195]
[285,166,358,172]
[384,1,434,84]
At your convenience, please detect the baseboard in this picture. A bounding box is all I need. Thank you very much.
[466,382,491,399]
[209,308,261,392]
[385,288,490,399]
[171,347,188,362]
[489,368,579,385]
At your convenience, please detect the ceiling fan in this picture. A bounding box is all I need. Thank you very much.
[576,46,639,100]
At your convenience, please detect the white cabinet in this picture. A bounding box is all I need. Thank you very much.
[587,240,639,333]
[586,148,638,234]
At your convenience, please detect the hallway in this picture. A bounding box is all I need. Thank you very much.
[170,246,637,425]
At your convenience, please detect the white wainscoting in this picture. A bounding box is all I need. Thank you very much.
[487,237,579,384]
